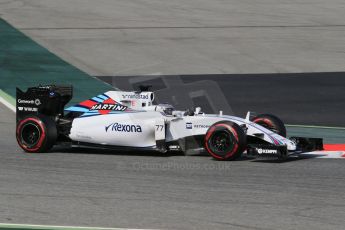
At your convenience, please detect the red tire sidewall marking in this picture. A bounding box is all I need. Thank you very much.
[205,123,239,159]
[253,118,274,128]
[205,126,216,141]
[16,118,46,152]
[253,118,281,144]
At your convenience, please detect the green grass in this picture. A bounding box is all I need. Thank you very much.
[0,18,114,106]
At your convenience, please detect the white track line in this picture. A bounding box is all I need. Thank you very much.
[286,124,345,130]
[0,223,155,230]
[0,94,15,112]
[301,151,345,159]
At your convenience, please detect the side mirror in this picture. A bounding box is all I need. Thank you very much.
[195,107,201,114]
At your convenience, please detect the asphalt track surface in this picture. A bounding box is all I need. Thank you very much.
[1,104,345,230]
[1,0,345,75]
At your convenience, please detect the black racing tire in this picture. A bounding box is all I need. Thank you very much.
[204,121,247,161]
[16,115,57,153]
[250,114,286,137]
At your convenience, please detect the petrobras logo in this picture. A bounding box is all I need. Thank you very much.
[193,124,210,129]
[105,123,142,133]
[91,103,127,111]
[122,94,149,100]
[186,122,192,129]
[257,148,278,154]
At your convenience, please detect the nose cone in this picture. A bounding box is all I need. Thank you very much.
[286,139,297,151]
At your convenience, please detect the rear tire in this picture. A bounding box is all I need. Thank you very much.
[204,121,246,161]
[16,115,57,153]
[250,114,286,137]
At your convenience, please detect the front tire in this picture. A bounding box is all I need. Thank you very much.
[250,114,286,137]
[204,121,247,161]
[16,115,57,153]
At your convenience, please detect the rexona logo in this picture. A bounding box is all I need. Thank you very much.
[105,123,142,133]
[257,148,278,154]
[90,98,127,115]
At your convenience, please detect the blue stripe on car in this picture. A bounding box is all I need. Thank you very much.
[91,97,104,103]
[98,94,108,100]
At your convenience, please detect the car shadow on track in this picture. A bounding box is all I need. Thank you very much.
[53,146,185,157]
[250,154,321,163]
[51,146,320,162]
[191,152,321,163]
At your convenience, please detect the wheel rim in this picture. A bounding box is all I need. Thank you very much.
[21,123,41,148]
[208,130,235,156]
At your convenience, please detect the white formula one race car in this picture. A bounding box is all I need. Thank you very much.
[16,85,323,160]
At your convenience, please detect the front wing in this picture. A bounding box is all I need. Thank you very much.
[247,137,323,160]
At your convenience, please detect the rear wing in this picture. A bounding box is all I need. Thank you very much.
[16,85,73,122]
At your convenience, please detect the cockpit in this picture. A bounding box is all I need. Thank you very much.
[154,104,203,117]
[106,89,203,117]
[154,104,175,115]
